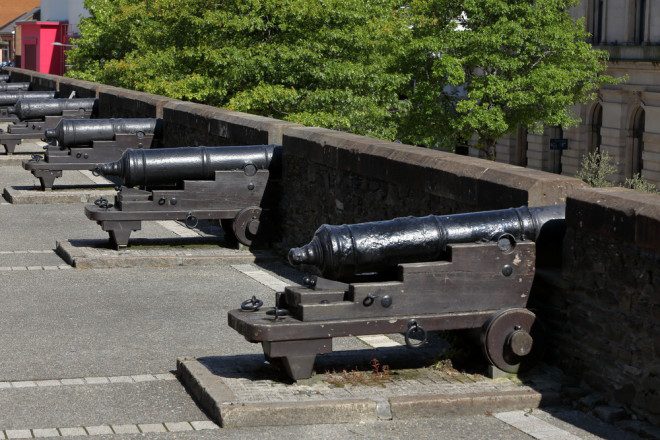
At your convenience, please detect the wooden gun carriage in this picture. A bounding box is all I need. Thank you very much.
[229,205,565,380]
[85,145,281,249]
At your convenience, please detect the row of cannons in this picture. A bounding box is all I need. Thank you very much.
[1,74,566,381]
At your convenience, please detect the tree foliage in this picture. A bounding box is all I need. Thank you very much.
[68,0,616,151]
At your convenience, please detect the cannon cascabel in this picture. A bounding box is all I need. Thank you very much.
[45,118,162,146]
[95,144,282,187]
[288,205,566,280]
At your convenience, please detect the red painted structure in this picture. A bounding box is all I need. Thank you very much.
[17,21,68,75]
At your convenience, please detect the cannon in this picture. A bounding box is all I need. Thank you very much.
[0,98,97,155]
[228,205,566,380]
[0,82,30,92]
[85,144,282,249]
[0,91,57,122]
[22,118,163,190]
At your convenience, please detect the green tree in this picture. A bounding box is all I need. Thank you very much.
[67,0,413,140]
[397,0,618,154]
[69,0,616,153]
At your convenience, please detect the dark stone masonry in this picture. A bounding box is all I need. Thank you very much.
[6,67,659,424]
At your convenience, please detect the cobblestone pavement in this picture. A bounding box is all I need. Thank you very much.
[0,154,644,439]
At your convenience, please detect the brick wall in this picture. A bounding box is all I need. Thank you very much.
[5,67,659,423]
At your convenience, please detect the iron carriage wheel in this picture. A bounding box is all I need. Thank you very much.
[481,308,544,374]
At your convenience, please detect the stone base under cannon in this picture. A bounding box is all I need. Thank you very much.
[22,133,157,190]
[85,169,275,249]
[0,111,91,155]
[229,241,544,380]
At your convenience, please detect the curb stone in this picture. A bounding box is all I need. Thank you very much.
[56,240,278,269]
[3,186,115,205]
[177,357,561,428]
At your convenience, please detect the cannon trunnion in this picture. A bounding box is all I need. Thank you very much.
[0,98,97,155]
[22,118,162,190]
[229,205,565,380]
[85,145,282,249]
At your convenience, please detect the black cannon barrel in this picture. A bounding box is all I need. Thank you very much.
[0,82,30,92]
[0,91,56,106]
[96,145,282,187]
[288,205,566,280]
[10,98,97,120]
[45,118,162,146]
[0,74,10,82]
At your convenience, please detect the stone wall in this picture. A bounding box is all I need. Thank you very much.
[533,188,659,424]
[5,67,659,423]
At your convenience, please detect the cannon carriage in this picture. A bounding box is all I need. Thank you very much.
[0,98,97,154]
[85,144,282,249]
[228,205,565,380]
[22,118,163,190]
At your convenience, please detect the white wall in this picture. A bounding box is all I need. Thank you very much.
[40,0,89,36]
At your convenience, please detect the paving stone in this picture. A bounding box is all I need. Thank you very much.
[58,428,85,437]
[154,373,177,381]
[163,422,193,432]
[137,424,166,433]
[189,421,218,430]
[107,376,133,384]
[5,430,32,439]
[83,377,109,385]
[83,426,112,436]
[110,425,138,435]
[35,380,61,387]
[59,378,85,386]
[131,374,156,382]
[11,381,36,388]
[32,428,59,438]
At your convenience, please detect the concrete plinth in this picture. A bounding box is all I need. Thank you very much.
[177,350,561,428]
[3,186,116,204]
[56,239,277,269]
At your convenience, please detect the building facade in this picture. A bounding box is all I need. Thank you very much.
[16,0,89,75]
[494,0,660,186]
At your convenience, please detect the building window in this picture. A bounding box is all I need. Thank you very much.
[591,0,604,43]
[631,107,645,176]
[634,0,646,44]
[590,103,602,153]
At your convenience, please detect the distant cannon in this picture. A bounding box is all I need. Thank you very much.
[9,98,97,120]
[22,118,163,190]
[0,98,97,155]
[85,145,282,249]
[229,205,566,380]
[0,82,30,92]
[0,91,57,123]
[0,91,57,107]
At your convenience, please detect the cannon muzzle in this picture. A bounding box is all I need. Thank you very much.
[95,145,282,187]
[289,205,566,280]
